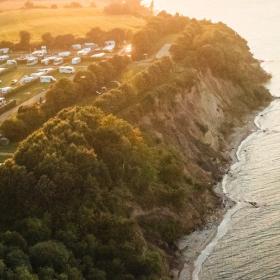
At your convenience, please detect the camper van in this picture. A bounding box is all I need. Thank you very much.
[71,57,81,65]
[20,76,35,85]
[84,42,97,49]
[40,76,57,83]
[41,56,57,65]
[41,58,50,65]
[0,97,6,106]
[91,53,106,60]
[7,60,17,66]
[58,51,71,58]
[59,66,75,74]
[31,72,45,79]
[103,41,116,52]
[0,87,12,96]
[53,57,64,65]
[77,48,91,56]
[38,68,54,74]
[0,55,9,63]
[27,56,38,66]
[72,44,82,50]
[0,48,9,55]
[32,49,47,57]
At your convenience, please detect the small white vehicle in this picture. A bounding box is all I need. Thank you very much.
[58,51,71,58]
[71,57,81,65]
[0,97,6,106]
[41,58,50,65]
[32,49,47,57]
[59,66,75,74]
[27,56,38,66]
[40,75,57,83]
[0,87,12,95]
[0,48,9,55]
[0,55,9,63]
[84,42,97,49]
[53,57,64,65]
[11,79,18,85]
[7,60,17,66]
[91,52,106,59]
[103,40,116,52]
[72,44,82,50]
[20,76,35,85]
[31,72,45,79]
[77,48,91,56]
[38,68,54,74]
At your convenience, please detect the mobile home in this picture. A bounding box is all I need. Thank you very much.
[53,57,64,65]
[84,42,97,49]
[7,60,17,66]
[77,48,91,56]
[38,68,54,74]
[0,87,12,96]
[58,51,71,58]
[32,49,47,57]
[103,41,116,52]
[72,44,82,50]
[40,76,57,83]
[0,48,9,55]
[91,53,106,60]
[27,56,38,66]
[0,97,6,106]
[31,72,45,79]
[41,58,50,65]
[59,66,75,74]
[0,55,9,63]
[32,47,48,57]
[71,57,81,65]
[20,76,35,85]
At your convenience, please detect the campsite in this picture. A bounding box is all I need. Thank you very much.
[0,1,180,164]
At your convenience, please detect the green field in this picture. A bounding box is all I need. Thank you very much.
[0,0,112,10]
[0,7,145,43]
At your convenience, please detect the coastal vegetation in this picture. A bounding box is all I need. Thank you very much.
[0,10,272,279]
[0,105,191,279]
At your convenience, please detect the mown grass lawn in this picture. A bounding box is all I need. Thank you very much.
[0,0,112,10]
[0,7,145,43]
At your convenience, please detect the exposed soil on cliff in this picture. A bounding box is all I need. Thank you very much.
[118,70,272,277]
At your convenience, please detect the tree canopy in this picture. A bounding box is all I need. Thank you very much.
[0,106,191,279]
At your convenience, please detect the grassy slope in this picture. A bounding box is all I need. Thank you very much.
[0,7,145,42]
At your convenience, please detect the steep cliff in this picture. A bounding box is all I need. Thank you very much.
[0,17,272,280]
[120,69,271,234]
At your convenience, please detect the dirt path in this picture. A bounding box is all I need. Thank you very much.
[156,43,172,59]
[0,90,46,124]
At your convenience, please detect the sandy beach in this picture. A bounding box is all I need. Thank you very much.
[174,106,269,280]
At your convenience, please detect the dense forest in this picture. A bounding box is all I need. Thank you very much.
[0,13,271,279]
[0,106,194,279]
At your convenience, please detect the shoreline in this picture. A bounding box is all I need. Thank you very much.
[174,102,271,280]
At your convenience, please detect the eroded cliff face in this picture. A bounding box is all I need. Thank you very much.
[121,70,271,233]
